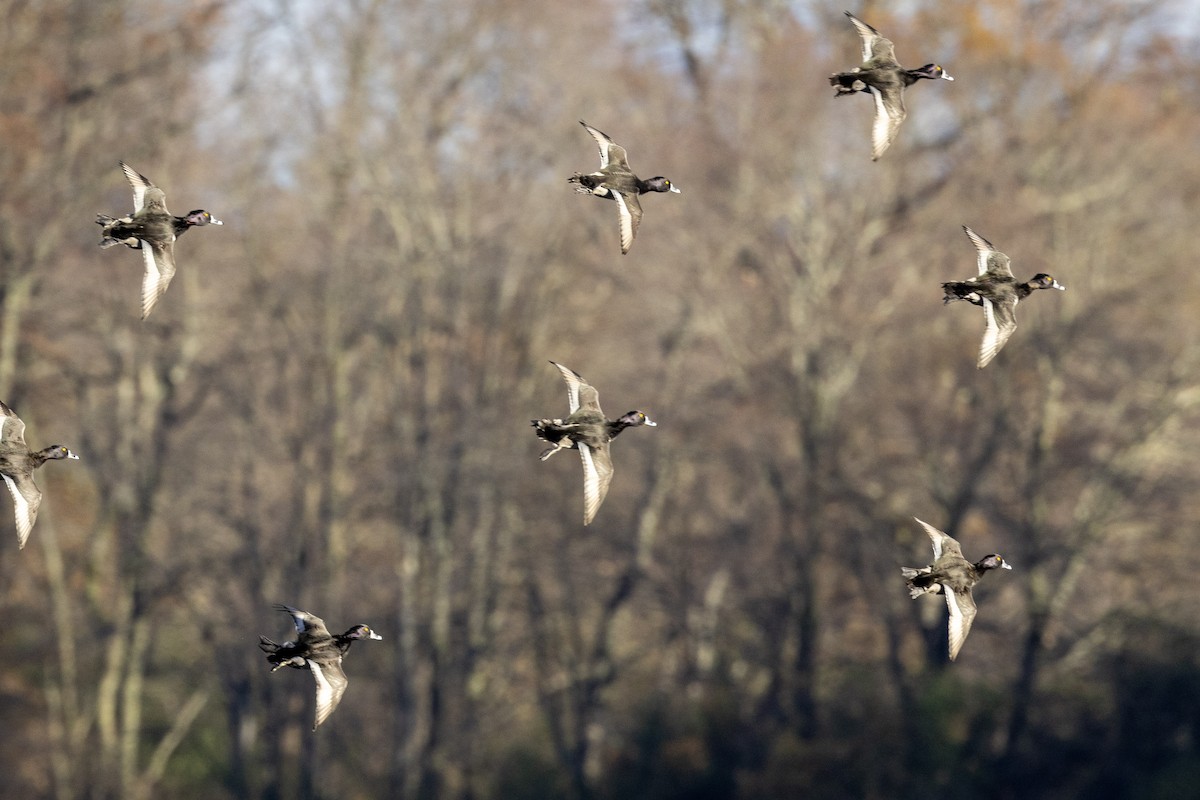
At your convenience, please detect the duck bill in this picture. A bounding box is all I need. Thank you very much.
[644,417,658,426]
[1001,562,1013,569]
[1053,282,1065,290]
[669,185,681,193]
[942,73,954,81]
[67,450,80,460]
[369,631,383,640]
[211,217,224,225]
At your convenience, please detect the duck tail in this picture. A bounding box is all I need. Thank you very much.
[941,282,983,306]
[829,72,865,95]
[568,173,604,194]
[901,568,942,599]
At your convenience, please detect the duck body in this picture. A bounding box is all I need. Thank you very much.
[98,209,217,249]
[901,518,1012,661]
[97,162,222,319]
[0,401,79,549]
[830,11,953,160]
[568,120,679,254]
[259,604,382,729]
[532,361,656,525]
[943,226,1065,368]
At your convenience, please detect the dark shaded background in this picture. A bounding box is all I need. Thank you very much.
[1,0,1198,798]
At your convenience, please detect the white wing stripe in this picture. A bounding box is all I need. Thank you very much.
[2,473,33,548]
[613,191,635,253]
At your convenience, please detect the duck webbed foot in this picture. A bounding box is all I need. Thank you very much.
[942,293,983,307]
[569,173,607,195]
[539,441,570,461]
[829,72,866,95]
[98,236,142,250]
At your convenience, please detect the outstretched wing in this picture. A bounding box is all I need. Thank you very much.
[963,226,1013,278]
[845,11,897,65]
[869,86,906,161]
[913,517,963,561]
[579,120,629,170]
[2,472,42,549]
[0,403,27,450]
[309,658,350,729]
[945,588,978,661]
[120,162,169,214]
[276,605,334,643]
[551,361,601,414]
[579,442,615,526]
[978,297,1018,369]
[140,240,177,320]
[613,190,643,255]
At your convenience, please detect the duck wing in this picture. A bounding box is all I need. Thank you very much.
[551,361,602,414]
[963,226,1013,278]
[276,605,335,644]
[613,189,643,255]
[0,402,28,450]
[978,297,1018,369]
[845,12,897,65]
[2,472,41,549]
[913,517,963,562]
[945,587,978,661]
[579,120,629,170]
[869,85,906,161]
[578,441,614,526]
[140,239,177,320]
[308,658,349,729]
[120,162,169,215]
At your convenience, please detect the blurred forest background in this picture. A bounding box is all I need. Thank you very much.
[2,0,1199,798]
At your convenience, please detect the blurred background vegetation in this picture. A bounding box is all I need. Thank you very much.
[1,0,1199,798]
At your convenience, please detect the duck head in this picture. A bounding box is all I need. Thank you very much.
[616,411,657,429]
[184,210,223,227]
[642,177,681,194]
[1029,273,1065,291]
[976,553,1013,572]
[345,624,383,641]
[913,63,954,81]
[41,445,80,461]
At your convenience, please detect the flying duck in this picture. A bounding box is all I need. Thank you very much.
[532,361,656,525]
[259,604,382,730]
[568,120,679,254]
[942,226,1065,368]
[97,162,222,319]
[830,11,954,160]
[901,517,1012,661]
[0,401,78,549]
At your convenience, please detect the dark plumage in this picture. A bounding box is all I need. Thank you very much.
[531,361,656,525]
[0,401,79,549]
[901,518,1012,661]
[942,226,1065,368]
[568,120,680,254]
[259,604,382,730]
[97,162,222,319]
[830,11,954,160]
